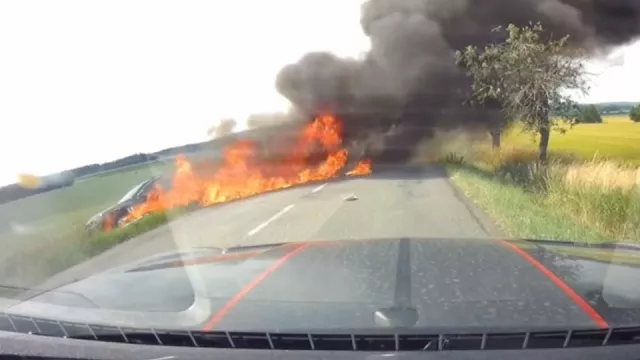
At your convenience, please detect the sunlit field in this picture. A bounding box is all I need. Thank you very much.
[504,115,640,164]
[439,115,640,243]
[418,114,640,243]
[0,162,172,287]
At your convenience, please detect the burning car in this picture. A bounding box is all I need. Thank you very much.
[84,175,173,233]
[83,114,373,234]
[119,114,373,226]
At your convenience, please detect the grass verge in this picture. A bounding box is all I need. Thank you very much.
[448,165,611,242]
[2,209,185,288]
[446,153,640,243]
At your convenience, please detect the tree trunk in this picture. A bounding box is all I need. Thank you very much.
[538,125,550,162]
[537,100,551,162]
[490,130,501,150]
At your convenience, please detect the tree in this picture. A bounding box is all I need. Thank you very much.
[630,105,640,122]
[456,22,589,161]
[577,104,603,124]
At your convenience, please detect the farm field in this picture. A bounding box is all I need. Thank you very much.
[0,162,172,287]
[504,115,640,164]
[447,115,640,245]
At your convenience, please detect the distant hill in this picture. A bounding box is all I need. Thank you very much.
[585,102,640,115]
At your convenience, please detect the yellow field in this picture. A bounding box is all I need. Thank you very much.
[504,115,640,164]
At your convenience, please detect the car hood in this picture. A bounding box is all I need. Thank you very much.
[6,238,640,332]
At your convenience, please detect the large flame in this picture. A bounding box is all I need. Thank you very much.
[123,114,372,226]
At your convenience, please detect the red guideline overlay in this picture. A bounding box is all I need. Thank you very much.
[202,243,311,331]
[500,240,609,329]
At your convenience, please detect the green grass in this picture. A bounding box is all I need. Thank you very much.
[75,160,169,180]
[0,210,186,289]
[441,114,640,244]
[447,155,640,243]
[1,162,172,229]
[0,162,173,287]
[504,115,640,164]
[448,165,611,242]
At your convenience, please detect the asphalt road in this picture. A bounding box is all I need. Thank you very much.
[13,165,640,332]
[40,165,497,288]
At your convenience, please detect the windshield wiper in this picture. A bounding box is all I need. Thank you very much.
[222,242,286,254]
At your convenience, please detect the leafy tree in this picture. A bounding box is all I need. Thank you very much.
[456,22,589,161]
[577,104,603,124]
[630,104,640,122]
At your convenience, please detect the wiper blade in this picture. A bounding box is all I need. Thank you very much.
[222,242,286,254]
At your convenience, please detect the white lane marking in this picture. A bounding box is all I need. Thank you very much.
[247,204,295,236]
[311,183,327,193]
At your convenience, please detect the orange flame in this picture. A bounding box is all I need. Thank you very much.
[103,213,115,231]
[123,114,371,225]
[346,159,373,176]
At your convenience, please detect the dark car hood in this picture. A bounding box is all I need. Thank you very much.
[6,238,640,332]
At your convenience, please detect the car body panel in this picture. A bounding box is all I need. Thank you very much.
[85,176,172,231]
[5,238,640,333]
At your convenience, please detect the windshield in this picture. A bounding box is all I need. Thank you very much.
[1,0,640,349]
[117,180,150,204]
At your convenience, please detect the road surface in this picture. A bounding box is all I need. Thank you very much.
[40,165,499,288]
[12,165,640,333]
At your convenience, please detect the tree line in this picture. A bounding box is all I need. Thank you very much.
[71,153,158,179]
[631,105,640,122]
[0,153,159,205]
[574,103,640,124]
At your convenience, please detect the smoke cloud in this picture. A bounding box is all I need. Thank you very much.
[246,109,305,129]
[208,118,237,138]
[276,0,640,156]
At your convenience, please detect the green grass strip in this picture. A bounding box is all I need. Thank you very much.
[448,165,612,243]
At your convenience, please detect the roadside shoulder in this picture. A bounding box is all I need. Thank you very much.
[444,167,506,239]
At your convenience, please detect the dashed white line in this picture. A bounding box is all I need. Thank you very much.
[247,204,295,236]
[311,183,327,193]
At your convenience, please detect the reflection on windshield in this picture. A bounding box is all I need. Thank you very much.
[117,181,148,204]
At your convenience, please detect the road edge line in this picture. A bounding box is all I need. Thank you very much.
[311,183,327,193]
[247,204,295,236]
[444,167,505,238]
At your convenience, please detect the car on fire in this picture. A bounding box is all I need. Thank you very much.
[84,175,173,233]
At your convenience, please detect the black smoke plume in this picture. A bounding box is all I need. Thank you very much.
[276,0,640,158]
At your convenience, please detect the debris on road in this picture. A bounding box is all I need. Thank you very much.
[344,194,358,201]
